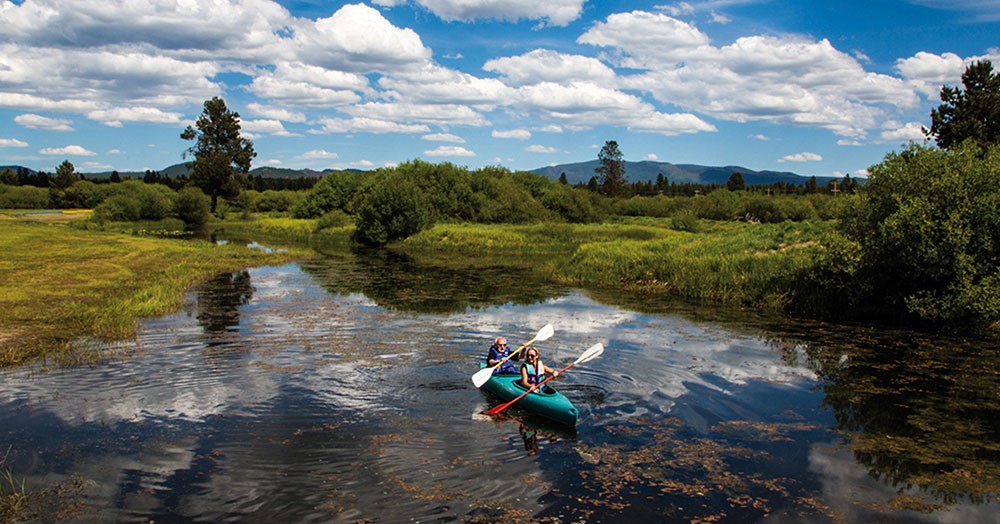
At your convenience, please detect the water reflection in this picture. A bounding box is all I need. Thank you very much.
[302,246,569,313]
[0,246,998,523]
[807,333,1000,505]
[196,269,253,334]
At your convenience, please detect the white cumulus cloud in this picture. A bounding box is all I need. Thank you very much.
[422,133,466,143]
[40,145,96,156]
[492,129,531,140]
[381,0,586,26]
[301,149,338,159]
[880,121,928,143]
[424,145,475,157]
[779,151,823,163]
[15,114,74,131]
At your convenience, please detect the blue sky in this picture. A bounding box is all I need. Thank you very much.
[1,0,998,177]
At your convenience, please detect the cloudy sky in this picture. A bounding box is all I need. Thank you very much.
[1,0,998,176]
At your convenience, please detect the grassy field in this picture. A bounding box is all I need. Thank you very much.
[0,212,306,367]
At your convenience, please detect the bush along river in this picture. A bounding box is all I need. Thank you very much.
[1,245,999,523]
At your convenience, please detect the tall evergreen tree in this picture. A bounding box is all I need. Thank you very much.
[595,140,628,197]
[181,97,256,212]
[726,172,746,191]
[926,60,1000,149]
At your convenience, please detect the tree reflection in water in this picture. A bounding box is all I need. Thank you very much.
[805,333,1000,506]
[196,270,254,334]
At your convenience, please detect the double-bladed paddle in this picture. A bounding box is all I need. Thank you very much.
[471,324,554,388]
[484,342,604,417]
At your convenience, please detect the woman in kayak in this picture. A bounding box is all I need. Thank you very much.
[520,346,559,389]
[487,336,520,374]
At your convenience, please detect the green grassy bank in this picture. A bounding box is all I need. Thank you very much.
[0,213,305,367]
[402,219,832,309]
[216,215,833,311]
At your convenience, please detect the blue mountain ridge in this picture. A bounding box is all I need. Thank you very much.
[532,160,838,186]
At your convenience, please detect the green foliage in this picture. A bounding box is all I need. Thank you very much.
[509,169,554,198]
[293,170,366,218]
[91,180,175,222]
[250,189,305,213]
[353,171,432,246]
[316,209,353,231]
[613,195,687,218]
[0,185,49,209]
[61,180,97,209]
[557,221,828,307]
[175,186,211,227]
[540,184,605,223]
[474,175,557,223]
[844,141,1000,330]
[927,60,1000,149]
[181,97,256,211]
[670,212,700,232]
[691,189,741,220]
[596,140,628,197]
[726,172,746,191]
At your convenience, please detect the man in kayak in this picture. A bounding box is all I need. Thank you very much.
[520,346,559,389]
[487,336,520,374]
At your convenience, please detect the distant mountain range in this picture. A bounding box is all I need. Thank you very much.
[532,160,838,186]
[4,159,840,186]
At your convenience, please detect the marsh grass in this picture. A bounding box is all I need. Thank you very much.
[403,221,672,254]
[557,221,832,307]
[0,446,27,520]
[0,215,304,367]
[402,219,834,309]
[216,216,353,245]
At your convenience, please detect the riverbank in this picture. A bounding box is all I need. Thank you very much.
[218,215,835,310]
[401,218,834,309]
[0,213,306,367]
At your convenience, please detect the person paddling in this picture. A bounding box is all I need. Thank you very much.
[520,346,559,390]
[487,336,520,374]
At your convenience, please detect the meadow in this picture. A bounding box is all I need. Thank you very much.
[0,211,304,367]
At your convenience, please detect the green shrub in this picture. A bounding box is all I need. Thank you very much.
[613,195,687,218]
[843,140,1000,330]
[293,170,366,218]
[540,184,603,223]
[670,212,700,232]
[94,194,142,222]
[691,189,741,220]
[0,185,49,209]
[316,209,353,231]
[353,173,432,246]
[175,186,211,227]
[253,189,304,213]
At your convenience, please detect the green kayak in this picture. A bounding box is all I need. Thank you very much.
[478,365,579,426]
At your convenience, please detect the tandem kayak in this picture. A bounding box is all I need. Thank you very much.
[478,365,578,426]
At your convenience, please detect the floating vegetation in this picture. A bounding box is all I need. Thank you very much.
[569,417,836,522]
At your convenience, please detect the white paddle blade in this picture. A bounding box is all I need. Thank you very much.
[472,367,494,388]
[575,343,604,364]
[535,324,554,342]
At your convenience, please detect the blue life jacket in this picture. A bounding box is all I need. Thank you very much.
[487,344,519,374]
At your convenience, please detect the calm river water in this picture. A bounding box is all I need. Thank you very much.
[2,245,999,523]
